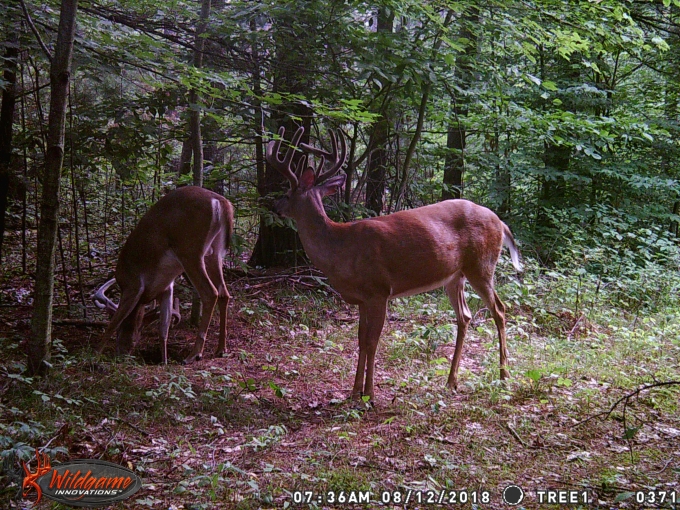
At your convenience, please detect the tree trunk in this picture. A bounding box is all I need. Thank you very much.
[248,116,310,267]
[248,10,312,268]
[28,0,78,375]
[535,48,577,247]
[365,114,390,215]
[665,11,679,237]
[189,0,211,188]
[364,7,394,215]
[0,30,19,264]
[442,7,478,201]
[189,0,211,325]
[178,137,192,176]
[536,142,568,234]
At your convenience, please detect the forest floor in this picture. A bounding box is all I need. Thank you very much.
[1,267,679,509]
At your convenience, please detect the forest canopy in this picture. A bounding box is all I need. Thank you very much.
[1,0,678,280]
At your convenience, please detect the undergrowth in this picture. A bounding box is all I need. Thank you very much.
[1,255,680,509]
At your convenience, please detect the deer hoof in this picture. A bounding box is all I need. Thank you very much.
[214,349,226,358]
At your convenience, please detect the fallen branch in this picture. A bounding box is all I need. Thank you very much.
[53,318,108,327]
[112,417,150,437]
[567,315,585,339]
[504,422,527,447]
[574,381,680,430]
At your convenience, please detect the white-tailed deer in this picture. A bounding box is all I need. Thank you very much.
[93,186,233,364]
[267,127,522,399]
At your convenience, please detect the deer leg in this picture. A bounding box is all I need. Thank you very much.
[116,304,145,357]
[171,297,181,325]
[358,301,387,401]
[205,251,230,357]
[351,306,369,399]
[158,284,174,364]
[445,272,472,390]
[467,276,509,381]
[182,259,218,364]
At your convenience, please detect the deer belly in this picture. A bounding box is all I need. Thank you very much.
[389,276,454,299]
[143,251,184,296]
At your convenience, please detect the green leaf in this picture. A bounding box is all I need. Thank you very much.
[623,426,640,440]
[526,369,543,382]
[542,80,558,91]
[557,377,572,387]
[614,492,635,502]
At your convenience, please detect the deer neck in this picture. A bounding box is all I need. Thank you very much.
[292,197,341,271]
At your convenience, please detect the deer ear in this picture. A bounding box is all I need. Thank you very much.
[320,174,346,197]
[299,168,316,190]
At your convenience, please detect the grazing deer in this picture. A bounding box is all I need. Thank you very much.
[94,186,233,364]
[266,127,522,399]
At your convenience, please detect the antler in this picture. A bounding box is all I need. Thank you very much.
[93,279,118,316]
[143,297,182,326]
[95,278,180,324]
[300,129,347,183]
[266,126,304,190]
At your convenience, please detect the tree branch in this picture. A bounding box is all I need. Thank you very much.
[19,0,53,63]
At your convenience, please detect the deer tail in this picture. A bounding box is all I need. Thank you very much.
[502,223,523,272]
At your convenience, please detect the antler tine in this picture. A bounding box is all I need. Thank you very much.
[294,154,308,178]
[299,128,335,157]
[93,279,118,316]
[314,155,326,177]
[265,126,304,189]
[316,129,347,183]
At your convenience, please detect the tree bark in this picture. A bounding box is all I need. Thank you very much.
[189,0,211,188]
[364,7,394,215]
[442,7,478,201]
[189,0,211,325]
[395,10,454,211]
[365,113,390,215]
[178,137,192,176]
[0,30,19,264]
[248,9,312,268]
[535,48,577,246]
[29,0,78,375]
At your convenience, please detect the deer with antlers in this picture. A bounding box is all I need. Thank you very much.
[94,186,233,364]
[266,127,522,400]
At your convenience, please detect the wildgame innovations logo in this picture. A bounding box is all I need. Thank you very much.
[22,448,143,507]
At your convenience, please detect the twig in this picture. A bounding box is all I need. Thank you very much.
[428,435,456,445]
[504,422,527,447]
[649,459,672,475]
[574,381,680,429]
[112,417,150,437]
[52,318,108,327]
[603,381,680,421]
[40,430,61,451]
[19,0,53,63]
[245,278,285,290]
[567,315,585,339]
